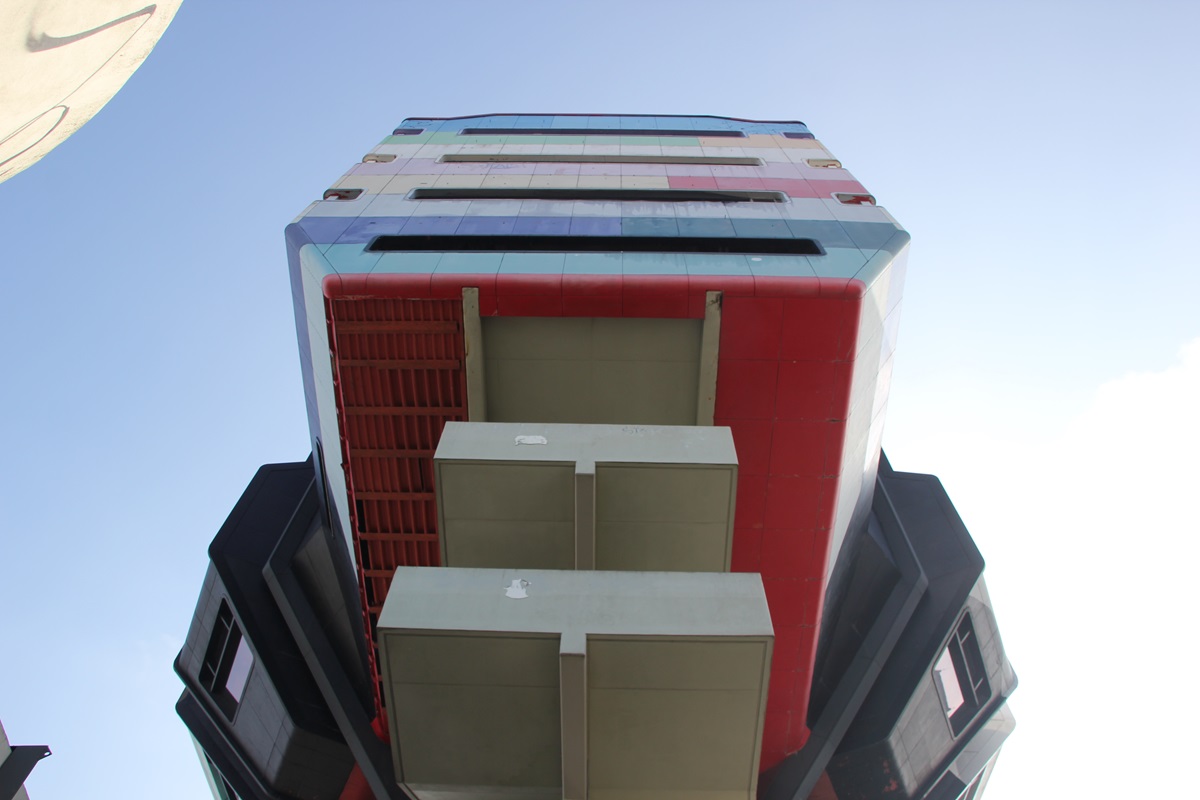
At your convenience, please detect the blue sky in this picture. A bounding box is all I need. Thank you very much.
[1,2,1197,797]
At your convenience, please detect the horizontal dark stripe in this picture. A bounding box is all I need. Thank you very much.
[391,128,425,135]
[409,187,785,203]
[459,128,745,138]
[366,235,822,256]
[441,154,763,166]
[783,131,816,140]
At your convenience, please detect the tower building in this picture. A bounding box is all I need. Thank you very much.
[175,114,1016,800]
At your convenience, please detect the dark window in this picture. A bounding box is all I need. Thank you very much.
[459,128,746,138]
[408,187,785,203]
[199,601,254,721]
[391,127,425,135]
[932,614,991,736]
[367,234,822,257]
[440,154,763,166]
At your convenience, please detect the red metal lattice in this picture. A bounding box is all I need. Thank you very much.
[325,297,467,706]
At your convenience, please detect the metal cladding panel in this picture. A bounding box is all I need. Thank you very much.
[288,114,909,772]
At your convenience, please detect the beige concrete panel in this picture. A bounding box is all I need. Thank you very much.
[484,318,593,361]
[587,639,769,691]
[574,464,596,570]
[439,463,575,521]
[589,689,761,795]
[596,466,733,522]
[394,684,561,787]
[444,519,574,570]
[560,632,588,800]
[379,571,772,797]
[463,288,487,422]
[385,634,560,687]
[591,318,702,361]
[697,291,722,425]
[595,521,730,572]
[385,634,562,787]
[588,360,698,425]
[484,318,703,425]
[484,359,596,423]
[378,567,773,638]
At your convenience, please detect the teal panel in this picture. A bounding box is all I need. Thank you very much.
[621,217,680,237]
[685,253,752,276]
[436,252,503,274]
[812,247,870,279]
[564,253,623,274]
[747,256,818,278]
[622,252,687,275]
[374,252,443,274]
[323,243,383,275]
[500,252,565,274]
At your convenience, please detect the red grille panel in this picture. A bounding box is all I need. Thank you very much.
[326,296,467,706]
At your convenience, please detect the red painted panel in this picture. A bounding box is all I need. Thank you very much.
[723,419,773,478]
[764,476,823,531]
[763,577,822,622]
[781,297,856,362]
[769,421,834,477]
[666,175,719,190]
[430,272,497,300]
[734,475,768,530]
[714,176,767,191]
[562,273,624,296]
[730,527,762,573]
[622,286,690,318]
[754,276,822,297]
[497,273,563,296]
[714,362,778,420]
[761,710,790,768]
[497,294,564,316]
[772,626,806,674]
[720,296,783,360]
[760,531,819,580]
[806,178,870,196]
[563,295,623,317]
[689,274,755,298]
[775,360,844,421]
[766,666,796,713]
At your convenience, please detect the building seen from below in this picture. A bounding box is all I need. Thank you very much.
[174,114,1016,800]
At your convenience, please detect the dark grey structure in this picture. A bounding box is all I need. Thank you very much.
[174,460,384,800]
[762,456,1017,800]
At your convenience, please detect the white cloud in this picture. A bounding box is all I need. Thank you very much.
[927,338,1200,799]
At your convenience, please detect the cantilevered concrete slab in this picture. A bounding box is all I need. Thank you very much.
[378,566,773,800]
[434,421,738,572]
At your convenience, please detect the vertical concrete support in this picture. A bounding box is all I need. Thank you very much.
[560,631,588,800]
[575,460,596,570]
[697,291,722,426]
[462,287,487,421]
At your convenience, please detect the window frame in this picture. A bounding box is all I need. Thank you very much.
[933,612,992,737]
[199,599,254,721]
